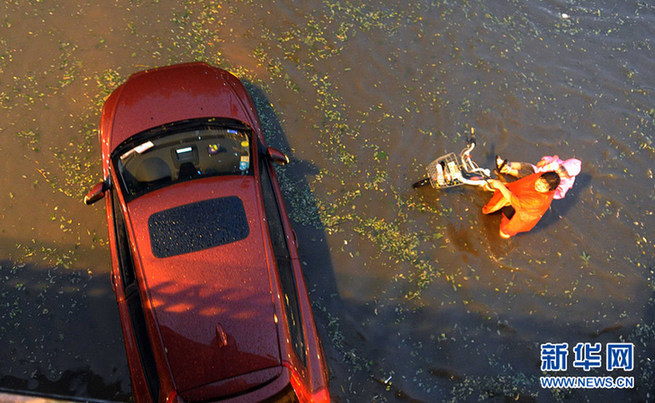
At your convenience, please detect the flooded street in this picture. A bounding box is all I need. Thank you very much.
[1,1,653,401]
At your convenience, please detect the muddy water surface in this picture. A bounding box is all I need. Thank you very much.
[1,1,653,401]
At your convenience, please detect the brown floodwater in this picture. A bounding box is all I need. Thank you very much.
[0,1,653,402]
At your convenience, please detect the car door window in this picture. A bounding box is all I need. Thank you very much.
[111,190,161,400]
[112,190,136,287]
[259,159,307,365]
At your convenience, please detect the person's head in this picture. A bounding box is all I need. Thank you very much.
[535,171,560,193]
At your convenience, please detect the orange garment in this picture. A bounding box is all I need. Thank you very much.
[482,173,555,236]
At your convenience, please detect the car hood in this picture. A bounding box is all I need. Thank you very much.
[124,176,282,394]
[103,63,257,153]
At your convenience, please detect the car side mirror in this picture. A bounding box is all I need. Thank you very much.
[84,180,110,205]
[266,147,289,165]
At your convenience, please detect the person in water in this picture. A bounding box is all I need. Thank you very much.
[481,171,560,239]
[496,155,581,200]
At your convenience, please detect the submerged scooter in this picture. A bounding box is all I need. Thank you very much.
[412,128,493,189]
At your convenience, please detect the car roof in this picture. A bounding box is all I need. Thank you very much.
[124,176,282,393]
[102,63,257,154]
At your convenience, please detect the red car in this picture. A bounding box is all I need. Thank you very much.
[84,62,329,402]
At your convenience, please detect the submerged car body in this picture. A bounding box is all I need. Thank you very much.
[85,62,329,402]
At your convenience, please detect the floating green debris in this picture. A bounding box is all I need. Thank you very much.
[16,129,40,151]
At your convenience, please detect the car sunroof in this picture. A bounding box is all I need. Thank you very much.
[148,196,249,258]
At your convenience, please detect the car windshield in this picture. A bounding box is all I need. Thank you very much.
[113,119,252,200]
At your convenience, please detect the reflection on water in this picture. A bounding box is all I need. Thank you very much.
[0,0,653,401]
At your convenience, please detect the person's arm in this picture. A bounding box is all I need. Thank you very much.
[489,179,520,206]
[537,155,559,169]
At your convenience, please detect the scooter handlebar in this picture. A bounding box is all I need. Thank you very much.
[468,127,476,146]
